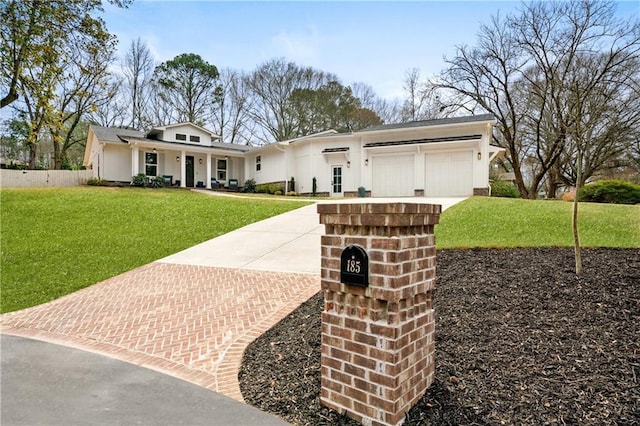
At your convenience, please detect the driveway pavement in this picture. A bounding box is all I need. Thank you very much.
[1,334,288,426]
[0,194,466,426]
[160,195,467,274]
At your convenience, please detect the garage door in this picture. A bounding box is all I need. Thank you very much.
[372,154,415,197]
[425,151,473,196]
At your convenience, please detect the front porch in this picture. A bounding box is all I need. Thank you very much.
[130,146,245,190]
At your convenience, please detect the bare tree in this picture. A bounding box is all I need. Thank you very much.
[123,38,155,129]
[86,76,129,128]
[351,82,402,124]
[211,68,254,144]
[245,58,334,143]
[440,13,532,196]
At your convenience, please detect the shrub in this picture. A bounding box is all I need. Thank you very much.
[86,177,108,186]
[131,173,148,187]
[286,191,299,196]
[578,180,640,204]
[274,190,283,196]
[243,179,256,193]
[312,177,317,197]
[255,183,285,195]
[131,174,165,188]
[289,176,295,192]
[491,180,520,198]
[148,175,165,188]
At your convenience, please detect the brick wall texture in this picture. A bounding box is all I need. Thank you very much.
[318,203,441,426]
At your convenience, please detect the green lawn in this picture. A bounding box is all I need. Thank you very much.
[0,187,309,313]
[436,197,640,249]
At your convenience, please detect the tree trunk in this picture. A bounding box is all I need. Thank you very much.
[52,134,62,170]
[28,143,37,169]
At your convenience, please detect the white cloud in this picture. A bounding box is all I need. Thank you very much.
[266,26,322,63]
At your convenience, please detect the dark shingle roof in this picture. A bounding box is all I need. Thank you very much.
[359,114,496,133]
[363,134,482,148]
[90,125,144,143]
[122,136,252,153]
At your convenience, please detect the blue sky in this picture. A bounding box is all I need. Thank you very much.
[100,0,639,100]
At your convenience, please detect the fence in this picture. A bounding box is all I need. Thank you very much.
[0,169,94,188]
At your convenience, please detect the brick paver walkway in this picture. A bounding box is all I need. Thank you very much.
[0,262,319,402]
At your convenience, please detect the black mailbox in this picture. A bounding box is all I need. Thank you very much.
[340,245,369,287]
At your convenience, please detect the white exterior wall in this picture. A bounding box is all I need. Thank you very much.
[290,136,363,195]
[249,148,286,184]
[163,125,214,146]
[473,125,494,189]
[104,145,132,182]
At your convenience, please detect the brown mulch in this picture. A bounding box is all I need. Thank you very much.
[239,248,640,425]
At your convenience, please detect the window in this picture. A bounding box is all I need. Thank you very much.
[217,158,227,181]
[256,155,261,172]
[145,152,158,176]
[176,133,186,141]
[332,166,342,193]
[190,135,200,143]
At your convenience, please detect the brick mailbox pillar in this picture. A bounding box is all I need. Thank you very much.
[317,202,441,426]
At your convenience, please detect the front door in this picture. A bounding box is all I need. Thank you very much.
[331,165,343,196]
[186,156,195,187]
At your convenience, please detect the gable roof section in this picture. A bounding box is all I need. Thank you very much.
[146,122,220,139]
[119,136,252,153]
[90,125,144,143]
[89,125,250,153]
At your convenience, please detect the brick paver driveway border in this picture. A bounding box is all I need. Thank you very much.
[1,262,319,402]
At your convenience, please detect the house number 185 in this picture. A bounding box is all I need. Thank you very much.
[346,258,361,273]
[340,245,369,288]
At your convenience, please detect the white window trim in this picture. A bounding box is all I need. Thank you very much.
[217,158,228,181]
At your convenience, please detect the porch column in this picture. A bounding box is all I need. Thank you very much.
[206,154,212,189]
[180,150,186,188]
[131,145,140,177]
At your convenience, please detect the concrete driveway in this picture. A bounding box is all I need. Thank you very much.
[159,196,467,274]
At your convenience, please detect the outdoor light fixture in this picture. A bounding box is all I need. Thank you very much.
[176,156,180,162]
[347,161,351,168]
[477,152,482,160]
[365,159,369,166]
[199,158,203,164]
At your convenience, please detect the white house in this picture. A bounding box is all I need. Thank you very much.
[84,122,250,189]
[84,114,503,197]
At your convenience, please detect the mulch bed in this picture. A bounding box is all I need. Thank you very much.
[239,248,640,425]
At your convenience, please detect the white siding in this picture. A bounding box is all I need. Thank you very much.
[163,125,214,146]
[249,149,285,184]
[104,145,132,182]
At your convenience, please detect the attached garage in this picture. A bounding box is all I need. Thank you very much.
[425,151,474,196]
[371,154,415,197]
